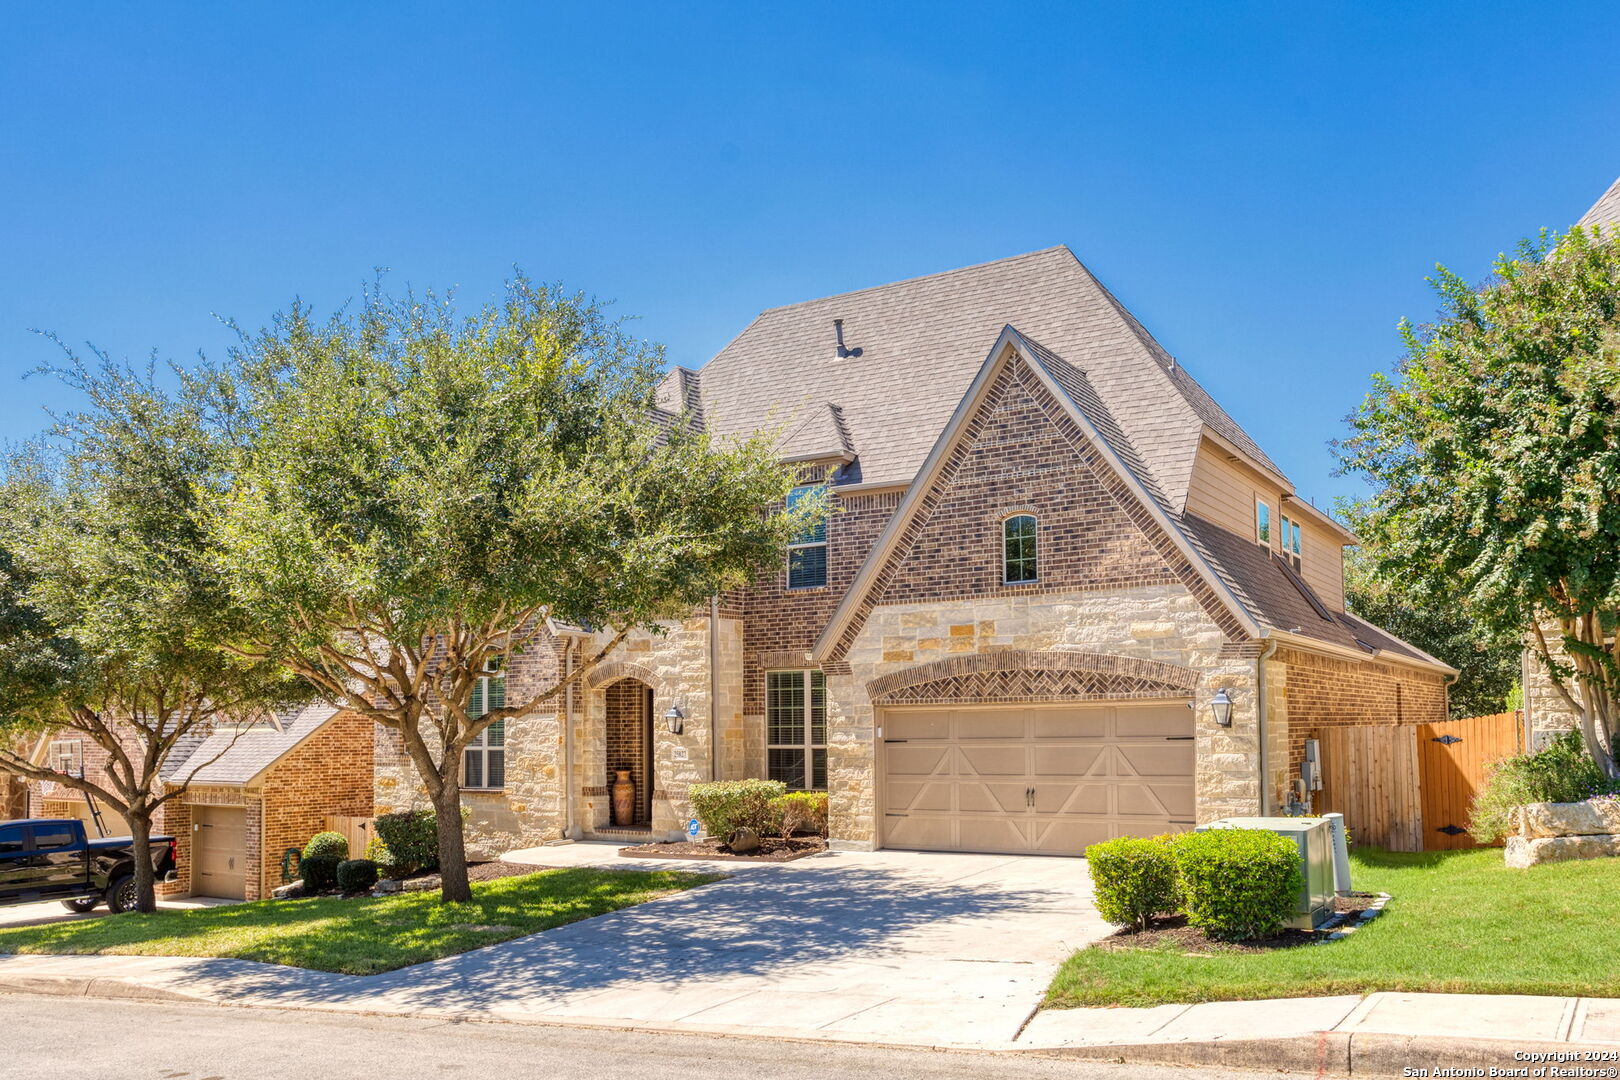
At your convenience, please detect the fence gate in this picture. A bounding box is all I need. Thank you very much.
[325,815,375,856]
[1416,712,1524,850]
[1313,725,1424,852]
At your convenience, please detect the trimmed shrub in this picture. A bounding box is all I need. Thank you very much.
[1174,828,1302,941]
[773,791,829,837]
[336,858,381,894]
[299,854,342,893]
[302,831,349,862]
[1469,730,1618,843]
[363,836,395,874]
[1085,835,1179,930]
[689,779,787,839]
[374,810,442,875]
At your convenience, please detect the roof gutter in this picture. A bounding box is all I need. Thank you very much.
[1260,627,1459,677]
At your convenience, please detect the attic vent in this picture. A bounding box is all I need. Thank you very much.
[833,319,862,359]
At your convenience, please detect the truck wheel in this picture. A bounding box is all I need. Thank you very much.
[61,897,99,913]
[106,875,139,914]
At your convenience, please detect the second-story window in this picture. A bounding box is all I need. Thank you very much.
[464,656,506,790]
[1003,515,1038,583]
[786,484,828,589]
[1279,514,1302,568]
[1256,500,1271,546]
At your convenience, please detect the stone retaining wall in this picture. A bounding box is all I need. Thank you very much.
[1504,799,1620,867]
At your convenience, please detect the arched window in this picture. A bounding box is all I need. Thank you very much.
[1003,515,1037,583]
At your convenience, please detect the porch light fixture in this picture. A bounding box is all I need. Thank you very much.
[1210,688,1235,727]
[664,704,685,735]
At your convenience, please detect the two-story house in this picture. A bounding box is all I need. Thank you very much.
[374,245,1453,856]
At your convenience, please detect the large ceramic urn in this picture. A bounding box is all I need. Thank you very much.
[611,769,636,826]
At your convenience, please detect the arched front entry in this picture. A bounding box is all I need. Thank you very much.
[869,651,1200,856]
[604,678,654,828]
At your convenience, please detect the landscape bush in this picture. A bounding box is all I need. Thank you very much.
[299,854,342,893]
[302,831,349,862]
[773,791,829,837]
[336,858,381,894]
[688,779,787,839]
[363,836,395,873]
[1085,835,1180,930]
[1173,828,1302,942]
[374,809,444,875]
[1469,730,1619,843]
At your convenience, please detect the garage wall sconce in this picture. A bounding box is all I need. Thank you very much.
[664,704,685,735]
[1210,688,1235,727]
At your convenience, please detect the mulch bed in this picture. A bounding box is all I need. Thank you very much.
[394,860,547,893]
[1095,892,1381,955]
[619,836,827,863]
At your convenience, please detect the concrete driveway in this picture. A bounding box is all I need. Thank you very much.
[0,844,1110,1047]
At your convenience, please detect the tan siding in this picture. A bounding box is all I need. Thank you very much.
[1297,521,1345,611]
[1185,443,1281,541]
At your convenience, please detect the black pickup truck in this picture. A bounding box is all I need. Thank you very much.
[0,818,178,914]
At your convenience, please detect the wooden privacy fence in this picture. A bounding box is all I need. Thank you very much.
[324,815,375,856]
[1311,712,1523,852]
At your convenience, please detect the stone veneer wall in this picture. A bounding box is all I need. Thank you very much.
[831,584,1262,847]
[1523,626,1583,748]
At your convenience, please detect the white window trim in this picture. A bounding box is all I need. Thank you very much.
[1002,513,1039,584]
[463,657,507,791]
[766,670,827,791]
[785,485,829,590]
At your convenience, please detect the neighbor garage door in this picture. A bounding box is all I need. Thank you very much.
[192,806,246,899]
[879,703,1195,855]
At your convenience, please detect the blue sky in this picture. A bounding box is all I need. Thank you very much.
[3,3,1616,508]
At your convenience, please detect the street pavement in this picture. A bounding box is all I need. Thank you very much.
[1,993,1324,1080]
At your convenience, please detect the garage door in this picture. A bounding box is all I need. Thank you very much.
[880,702,1195,855]
[192,806,246,899]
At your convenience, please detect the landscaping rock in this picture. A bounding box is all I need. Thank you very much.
[1505,833,1620,868]
[372,878,403,895]
[1518,800,1620,838]
[271,881,304,899]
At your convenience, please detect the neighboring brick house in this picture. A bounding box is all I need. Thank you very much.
[377,245,1453,858]
[24,703,373,900]
[1521,173,1620,750]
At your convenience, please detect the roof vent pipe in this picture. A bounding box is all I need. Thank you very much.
[832,320,861,359]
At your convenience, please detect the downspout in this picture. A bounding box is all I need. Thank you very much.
[708,595,721,783]
[561,639,578,840]
[1256,636,1280,816]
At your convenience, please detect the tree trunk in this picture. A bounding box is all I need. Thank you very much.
[127,807,158,914]
[433,777,472,904]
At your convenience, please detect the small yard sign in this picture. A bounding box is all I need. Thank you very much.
[688,818,700,838]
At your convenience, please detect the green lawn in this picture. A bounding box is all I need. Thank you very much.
[0,867,720,975]
[1048,848,1620,1008]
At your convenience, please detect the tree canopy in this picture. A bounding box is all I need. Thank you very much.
[208,277,815,901]
[0,355,304,910]
[1338,227,1620,776]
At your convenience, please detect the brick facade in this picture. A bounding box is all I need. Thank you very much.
[1274,646,1451,776]
[254,711,374,900]
[603,679,652,826]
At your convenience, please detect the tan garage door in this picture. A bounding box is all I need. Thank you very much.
[880,702,1195,855]
[192,806,246,899]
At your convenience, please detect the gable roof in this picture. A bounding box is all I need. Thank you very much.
[814,327,1455,675]
[1578,175,1620,230]
[692,246,1285,510]
[161,703,340,787]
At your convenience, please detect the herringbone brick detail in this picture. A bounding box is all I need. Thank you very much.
[875,668,1190,705]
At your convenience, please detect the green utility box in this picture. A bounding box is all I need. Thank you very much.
[1195,817,1335,929]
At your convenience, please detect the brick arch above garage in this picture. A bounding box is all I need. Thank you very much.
[865,649,1200,706]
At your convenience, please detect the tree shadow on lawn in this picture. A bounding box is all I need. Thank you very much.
[151,862,1075,1011]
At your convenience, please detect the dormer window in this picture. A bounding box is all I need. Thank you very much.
[1003,515,1038,583]
[1279,513,1302,568]
[786,485,828,589]
[1256,500,1272,546]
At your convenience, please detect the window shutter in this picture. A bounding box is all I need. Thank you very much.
[470,679,485,719]
[488,674,505,712]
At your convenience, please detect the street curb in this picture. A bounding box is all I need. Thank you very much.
[1020,1031,1617,1077]
[0,973,203,1004]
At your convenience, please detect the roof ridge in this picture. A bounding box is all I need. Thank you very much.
[756,246,1073,315]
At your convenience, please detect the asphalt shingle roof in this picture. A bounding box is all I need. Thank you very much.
[690,246,1286,510]
[1578,175,1620,230]
[161,703,339,787]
